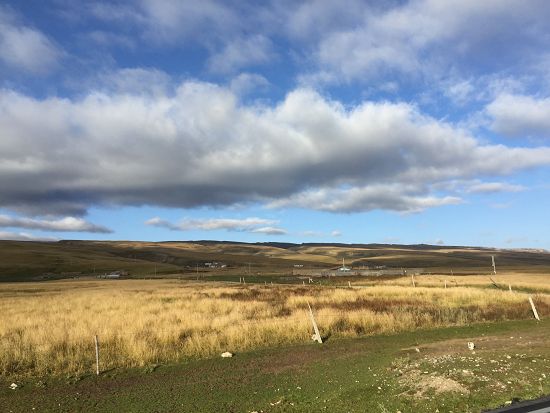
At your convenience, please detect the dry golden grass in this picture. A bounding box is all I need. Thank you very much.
[1,278,549,377]
[359,272,550,293]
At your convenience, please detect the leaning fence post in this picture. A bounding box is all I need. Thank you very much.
[411,274,416,288]
[94,334,100,375]
[529,296,541,321]
[307,302,322,344]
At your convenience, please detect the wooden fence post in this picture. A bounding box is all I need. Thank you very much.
[509,283,512,293]
[94,335,100,375]
[307,302,322,344]
[411,274,416,288]
[444,280,447,289]
[529,296,541,321]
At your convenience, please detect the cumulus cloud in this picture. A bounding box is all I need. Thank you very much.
[1,81,550,216]
[308,1,550,84]
[0,231,58,241]
[487,94,550,139]
[0,214,112,233]
[145,217,281,233]
[0,6,62,73]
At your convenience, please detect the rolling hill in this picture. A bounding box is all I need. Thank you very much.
[1,240,549,281]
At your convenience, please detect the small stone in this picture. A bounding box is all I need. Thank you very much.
[467,342,475,350]
[10,383,18,390]
[221,352,233,358]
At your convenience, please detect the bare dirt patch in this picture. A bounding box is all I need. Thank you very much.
[399,369,469,397]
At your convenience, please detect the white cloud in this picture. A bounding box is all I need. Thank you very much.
[0,7,62,73]
[229,72,270,96]
[487,94,550,138]
[0,214,112,233]
[208,35,274,74]
[269,185,462,213]
[331,230,342,237]
[0,231,58,241]
[281,0,365,41]
[95,67,172,96]
[250,226,287,235]
[466,182,525,194]
[307,1,550,84]
[139,0,238,43]
[145,217,279,232]
[1,81,550,216]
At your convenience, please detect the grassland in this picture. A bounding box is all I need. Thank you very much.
[2,241,550,411]
[2,240,550,281]
[1,275,549,378]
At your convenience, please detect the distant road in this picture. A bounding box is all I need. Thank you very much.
[485,395,550,412]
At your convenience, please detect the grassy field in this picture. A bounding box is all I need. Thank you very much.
[2,318,550,412]
[1,276,549,378]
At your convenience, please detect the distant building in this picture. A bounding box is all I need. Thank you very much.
[98,270,127,279]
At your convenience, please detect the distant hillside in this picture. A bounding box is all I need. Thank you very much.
[1,240,549,281]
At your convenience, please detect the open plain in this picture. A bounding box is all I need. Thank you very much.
[2,241,550,412]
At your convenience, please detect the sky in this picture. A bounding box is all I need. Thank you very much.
[1,0,550,248]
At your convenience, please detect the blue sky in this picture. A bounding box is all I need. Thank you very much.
[1,1,550,248]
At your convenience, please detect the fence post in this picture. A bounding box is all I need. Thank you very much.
[529,296,541,321]
[411,274,416,288]
[307,302,322,344]
[444,279,447,289]
[94,334,100,375]
[509,283,512,293]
